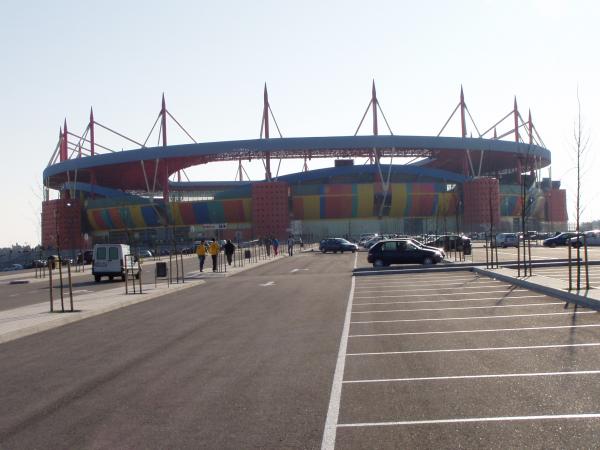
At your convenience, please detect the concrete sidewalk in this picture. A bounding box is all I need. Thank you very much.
[0,252,291,345]
[474,266,600,311]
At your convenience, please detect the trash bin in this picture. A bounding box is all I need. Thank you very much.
[464,245,472,256]
[156,262,167,278]
[244,250,251,259]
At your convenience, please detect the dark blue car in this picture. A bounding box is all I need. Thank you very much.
[543,232,578,248]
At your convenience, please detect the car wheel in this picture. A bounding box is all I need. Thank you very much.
[501,244,506,248]
[373,259,385,268]
[550,243,556,248]
[94,275,101,282]
[321,249,326,253]
[109,275,114,281]
[423,257,433,265]
[333,250,338,254]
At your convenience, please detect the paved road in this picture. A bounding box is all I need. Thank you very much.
[0,251,354,449]
[4,252,600,449]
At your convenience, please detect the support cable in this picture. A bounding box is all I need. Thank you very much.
[94,121,144,148]
[48,138,61,166]
[268,105,283,138]
[376,101,394,135]
[480,110,514,137]
[465,106,482,137]
[143,113,162,147]
[354,100,373,136]
[140,160,151,195]
[437,103,460,137]
[151,158,160,200]
[67,131,115,153]
[166,110,197,143]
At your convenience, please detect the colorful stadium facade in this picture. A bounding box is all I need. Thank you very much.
[41,85,568,253]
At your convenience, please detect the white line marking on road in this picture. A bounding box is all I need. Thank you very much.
[321,252,357,450]
[355,289,529,299]
[290,268,309,273]
[343,369,600,384]
[8,294,19,297]
[351,310,596,324]
[355,285,511,293]
[351,302,562,314]
[355,280,500,288]
[354,283,501,291]
[356,277,492,289]
[347,342,600,356]
[353,295,545,306]
[260,281,275,286]
[337,413,600,428]
[349,323,600,338]
[356,276,481,285]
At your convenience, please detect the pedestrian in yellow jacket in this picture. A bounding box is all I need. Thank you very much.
[196,240,207,272]
[208,238,220,272]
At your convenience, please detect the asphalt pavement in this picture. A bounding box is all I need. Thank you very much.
[3,249,600,448]
[0,250,355,449]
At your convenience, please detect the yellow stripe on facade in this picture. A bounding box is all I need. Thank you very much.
[357,184,374,217]
[130,206,146,228]
[390,184,407,216]
[303,196,321,220]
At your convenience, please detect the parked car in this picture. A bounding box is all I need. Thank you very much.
[425,235,471,254]
[570,230,600,248]
[494,233,519,248]
[543,232,578,248]
[409,239,446,259]
[368,239,443,267]
[319,238,358,253]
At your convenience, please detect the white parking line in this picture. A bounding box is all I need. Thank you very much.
[354,282,501,290]
[357,277,492,288]
[343,369,600,384]
[356,276,485,285]
[337,413,600,428]
[353,295,545,306]
[351,310,596,324]
[355,280,499,288]
[347,342,600,356]
[355,289,529,299]
[321,252,356,450]
[355,285,510,293]
[351,302,563,314]
[349,323,600,338]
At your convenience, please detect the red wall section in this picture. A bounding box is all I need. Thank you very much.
[251,182,290,239]
[463,177,500,227]
[546,188,568,222]
[41,199,84,251]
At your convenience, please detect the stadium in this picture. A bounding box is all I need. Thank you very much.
[41,84,567,254]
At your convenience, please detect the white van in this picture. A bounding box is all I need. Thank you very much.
[92,244,140,282]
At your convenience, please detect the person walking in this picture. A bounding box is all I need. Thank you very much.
[272,237,279,256]
[196,239,207,272]
[287,235,295,256]
[265,236,272,256]
[224,240,235,266]
[208,238,220,272]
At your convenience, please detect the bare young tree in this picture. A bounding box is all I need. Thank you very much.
[573,88,590,289]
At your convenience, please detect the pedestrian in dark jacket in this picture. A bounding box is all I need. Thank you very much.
[224,240,235,265]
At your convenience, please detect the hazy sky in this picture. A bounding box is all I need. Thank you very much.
[0,0,598,246]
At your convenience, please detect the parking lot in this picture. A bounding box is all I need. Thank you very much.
[325,271,600,448]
